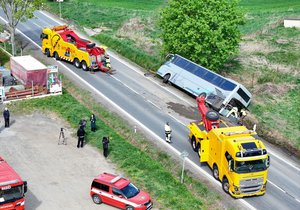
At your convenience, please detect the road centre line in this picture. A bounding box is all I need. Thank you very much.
[268,180,300,203]
[146,99,162,110]
[111,75,140,95]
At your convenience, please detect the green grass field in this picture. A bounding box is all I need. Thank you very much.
[43,0,300,154]
[239,0,300,34]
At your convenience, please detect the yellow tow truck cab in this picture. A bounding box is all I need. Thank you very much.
[188,96,270,198]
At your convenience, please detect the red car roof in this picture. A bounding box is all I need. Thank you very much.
[95,173,130,189]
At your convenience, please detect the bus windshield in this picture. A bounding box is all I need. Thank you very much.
[0,186,23,204]
[235,158,268,173]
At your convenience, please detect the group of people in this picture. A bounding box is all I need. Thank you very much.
[76,113,110,158]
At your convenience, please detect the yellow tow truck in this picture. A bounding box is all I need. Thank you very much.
[40,25,111,72]
[188,96,270,198]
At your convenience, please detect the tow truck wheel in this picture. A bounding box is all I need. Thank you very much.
[92,194,102,204]
[206,111,220,121]
[125,206,134,210]
[163,74,170,83]
[191,136,199,152]
[45,49,50,57]
[82,61,89,71]
[54,52,60,60]
[74,58,81,68]
[222,177,230,194]
[213,165,219,180]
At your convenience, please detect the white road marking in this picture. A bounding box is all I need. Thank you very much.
[268,180,300,203]
[2,10,299,209]
[147,100,161,110]
[168,114,186,127]
[111,75,140,95]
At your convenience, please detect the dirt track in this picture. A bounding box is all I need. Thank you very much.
[0,113,117,210]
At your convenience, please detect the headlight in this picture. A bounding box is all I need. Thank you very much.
[234,185,239,192]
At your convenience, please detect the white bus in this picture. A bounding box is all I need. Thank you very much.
[157,54,252,116]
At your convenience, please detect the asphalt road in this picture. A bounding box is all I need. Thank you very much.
[0,9,299,210]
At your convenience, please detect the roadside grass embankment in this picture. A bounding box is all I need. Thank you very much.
[7,75,224,209]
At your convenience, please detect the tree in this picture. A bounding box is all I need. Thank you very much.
[0,0,42,56]
[159,0,244,72]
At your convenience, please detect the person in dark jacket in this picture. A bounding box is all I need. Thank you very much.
[77,126,85,148]
[102,137,110,158]
[90,114,96,132]
[3,107,10,128]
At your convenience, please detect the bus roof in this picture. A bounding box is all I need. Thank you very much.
[170,54,238,91]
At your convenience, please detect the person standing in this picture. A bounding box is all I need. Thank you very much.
[77,126,85,148]
[90,114,96,132]
[102,137,110,158]
[164,122,172,143]
[3,107,10,128]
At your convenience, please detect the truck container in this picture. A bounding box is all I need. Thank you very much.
[10,55,47,87]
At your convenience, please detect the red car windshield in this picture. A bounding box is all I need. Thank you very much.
[0,186,23,204]
[120,183,140,199]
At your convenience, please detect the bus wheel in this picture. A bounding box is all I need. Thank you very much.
[54,52,60,60]
[45,49,50,57]
[92,194,102,204]
[191,136,199,152]
[82,61,89,71]
[213,164,219,180]
[163,74,170,83]
[222,177,230,194]
[73,58,81,68]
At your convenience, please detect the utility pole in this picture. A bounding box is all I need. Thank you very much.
[180,151,189,184]
[57,0,64,19]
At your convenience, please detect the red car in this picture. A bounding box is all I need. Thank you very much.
[90,173,152,210]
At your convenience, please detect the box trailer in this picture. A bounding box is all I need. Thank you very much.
[10,55,47,87]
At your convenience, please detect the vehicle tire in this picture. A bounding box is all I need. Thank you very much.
[222,177,230,194]
[125,206,134,210]
[191,136,199,152]
[45,49,50,57]
[92,194,102,204]
[163,74,170,83]
[213,164,219,180]
[73,58,81,68]
[54,52,60,60]
[82,61,89,71]
[198,92,207,98]
[206,111,220,121]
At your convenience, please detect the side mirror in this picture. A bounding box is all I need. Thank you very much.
[253,124,257,132]
[228,160,233,172]
[266,156,270,168]
[24,181,28,193]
